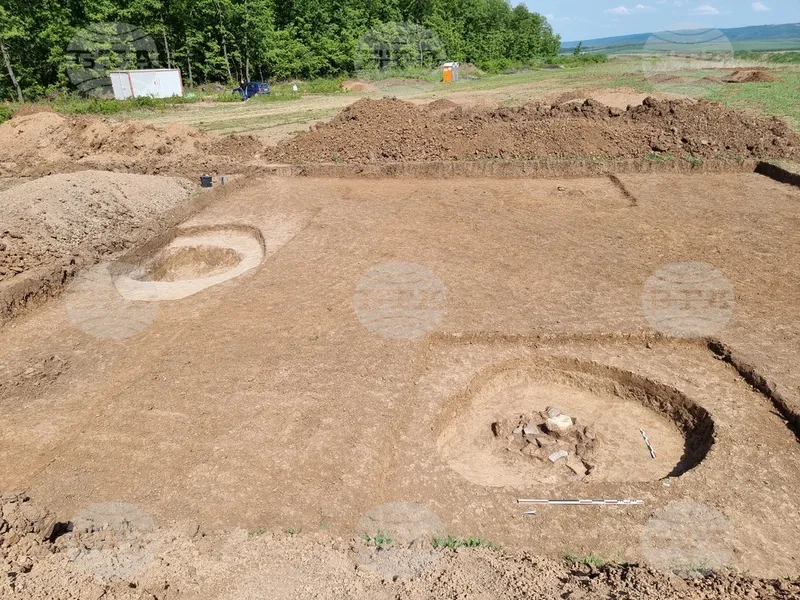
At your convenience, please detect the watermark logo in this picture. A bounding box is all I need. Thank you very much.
[354,262,446,340]
[642,501,734,576]
[63,502,157,582]
[641,26,734,96]
[65,263,157,340]
[357,502,444,543]
[355,502,444,581]
[642,262,734,338]
[66,22,159,96]
[355,22,446,72]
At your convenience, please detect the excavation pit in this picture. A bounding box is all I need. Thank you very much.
[437,358,715,488]
[113,227,265,301]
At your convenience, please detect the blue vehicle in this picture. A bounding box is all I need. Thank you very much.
[233,81,270,101]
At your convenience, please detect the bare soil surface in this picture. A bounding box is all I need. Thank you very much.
[2,495,799,600]
[1,173,800,600]
[268,97,799,163]
[723,70,777,83]
[0,171,193,283]
[3,93,797,179]
[0,112,261,177]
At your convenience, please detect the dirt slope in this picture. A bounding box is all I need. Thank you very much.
[0,171,193,283]
[0,111,261,177]
[268,97,799,163]
[2,494,798,600]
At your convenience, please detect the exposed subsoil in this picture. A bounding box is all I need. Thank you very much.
[2,94,800,599]
[2,95,797,179]
[0,111,262,177]
[268,97,799,163]
[2,494,799,600]
[723,70,777,83]
[2,174,800,600]
[0,171,193,284]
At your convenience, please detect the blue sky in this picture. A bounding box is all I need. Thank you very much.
[525,0,800,41]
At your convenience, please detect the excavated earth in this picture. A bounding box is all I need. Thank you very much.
[0,110,262,177]
[267,97,800,163]
[2,96,800,599]
[2,494,799,600]
[1,96,798,178]
[0,172,194,283]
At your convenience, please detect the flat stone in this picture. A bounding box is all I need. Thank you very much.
[546,414,573,434]
[522,423,538,436]
[546,407,563,419]
[567,457,587,476]
[534,435,556,448]
[548,450,568,463]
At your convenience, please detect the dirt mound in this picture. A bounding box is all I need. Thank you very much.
[649,73,689,84]
[342,80,378,93]
[0,493,57,580]
[0,112,261,177]
[425,99,459,112]
[723,70,776,83]
[2,493,799,599]
[11,105,56,118]
[269,97,799,164]
[0,171,192,282]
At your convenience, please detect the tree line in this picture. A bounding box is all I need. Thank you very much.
[0,0,561,101]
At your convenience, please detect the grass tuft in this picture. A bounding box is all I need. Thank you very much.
[361,531,393,546]
[432,535,497,550]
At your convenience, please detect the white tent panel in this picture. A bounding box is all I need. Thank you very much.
[110,71,133,100]
[110,69,184,99]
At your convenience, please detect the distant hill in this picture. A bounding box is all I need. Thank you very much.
[562,22,800,53]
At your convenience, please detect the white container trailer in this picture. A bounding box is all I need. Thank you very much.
[110,69,184,100]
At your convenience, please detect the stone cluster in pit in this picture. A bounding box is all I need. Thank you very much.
[491,407,598,479]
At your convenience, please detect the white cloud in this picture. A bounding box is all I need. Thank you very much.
[604,4,655,15]
[691,4,720,15]
[751,2,770,12]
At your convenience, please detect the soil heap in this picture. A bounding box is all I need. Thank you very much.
[1,493,799,600]
[0,171,192,283]
[0,111,261,177]
[723,70,776,83]
[268,96,799,163]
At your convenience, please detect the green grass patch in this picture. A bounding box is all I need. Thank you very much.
[356,67,442,83]
[52,95,199,116]
[704,71,800,131]
[646,152,675,162]
[0,103,18,124]
[249,528,266,537]
[432,535,497,550]
[735,51,800,64]
[682,153,703,168]
[361,531,393,546]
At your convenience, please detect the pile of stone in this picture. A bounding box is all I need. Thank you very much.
[492,407,597,479]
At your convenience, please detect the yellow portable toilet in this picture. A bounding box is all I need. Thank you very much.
[442,62,460,83]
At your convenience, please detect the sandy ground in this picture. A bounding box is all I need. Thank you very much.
[1,172,799,599]
[0,172,194,282]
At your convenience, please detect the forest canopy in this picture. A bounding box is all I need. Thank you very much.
[0,0,561,100]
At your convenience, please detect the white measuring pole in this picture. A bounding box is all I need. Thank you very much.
[517,499,644,506]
